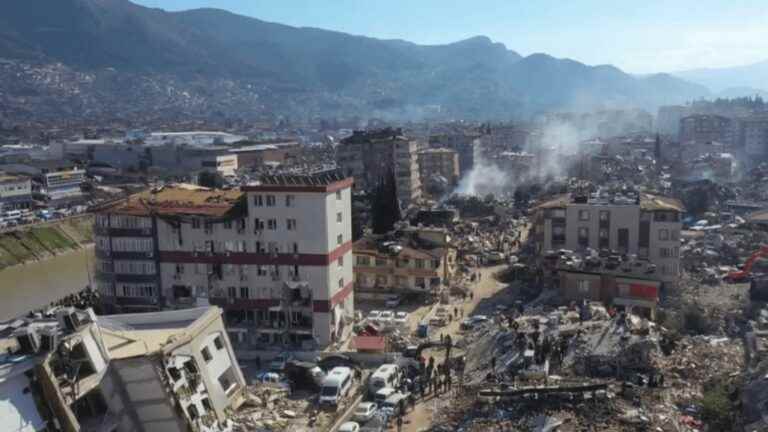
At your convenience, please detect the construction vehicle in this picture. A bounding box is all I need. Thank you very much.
[726,245,768,282]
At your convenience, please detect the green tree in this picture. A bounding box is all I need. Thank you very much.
[198,171,225,188]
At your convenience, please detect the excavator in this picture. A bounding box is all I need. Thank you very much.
[726,245,768,282]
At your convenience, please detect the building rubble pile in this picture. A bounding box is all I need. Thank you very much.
[231,387,329,432]
[427,295,745,431]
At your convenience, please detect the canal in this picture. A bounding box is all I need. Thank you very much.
[0,246,93,321]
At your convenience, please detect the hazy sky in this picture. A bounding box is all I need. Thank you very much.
[134,0,768,73]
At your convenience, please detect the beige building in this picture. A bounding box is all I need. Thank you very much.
[353,227,456,294]
[418,148,460,186]
[337,128,422,208]
[93,170,354,348]
[0,173,33,211]
[532,191,684,286]
[0,306,245,432]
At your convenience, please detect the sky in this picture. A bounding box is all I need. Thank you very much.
[133,0,768,73]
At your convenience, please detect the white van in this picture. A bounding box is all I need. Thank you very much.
[319,366,353,407]
[368,364,400,396]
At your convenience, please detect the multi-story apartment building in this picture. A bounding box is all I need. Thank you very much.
[418,148,460,186]
[352,227,456,294]
[428,133,478,176]
[679,114,733,146]
[0,306,245,432]
[0,173,33,211]
[657,105,690,137]
[336,128,421,208]
[93,171,354,347]
[740,114,768,159]
[532,191,684,286]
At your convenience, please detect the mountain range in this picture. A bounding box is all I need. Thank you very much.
[674,61,768,96]
[0,0,723,123]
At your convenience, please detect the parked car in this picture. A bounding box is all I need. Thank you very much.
[378,311,394,323]
[339,422,360,432]
[353,402,377,422]
[255,372,291,394]
[270,352,293,371]
[460,315,489,331]
[367,310,382,321]
[393,312,409,326]
[384,296,401,308]
[429,316,447,327]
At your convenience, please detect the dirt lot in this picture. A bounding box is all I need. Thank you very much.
[397,264,511,432]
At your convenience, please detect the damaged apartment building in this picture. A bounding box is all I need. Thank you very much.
[532,190,684,318]
[335,128,422,208]
[92,171,354,348]
[352,226,457,295]
[0,306,245,432]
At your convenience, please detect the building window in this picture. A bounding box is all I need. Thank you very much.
[286,219,297,230]
[660,247,671,258]
[578,227,589,246]
[267,219,277,230]
[228,286,236,298]
[201,398,213,412]
[415,277,426,288]
[192,219,201,229]
[578,210,590,221]
[175,263,184,274]
[240,287,249,299]
[291,242,299,254]
[336,190,342,200]
[285,195,295,207]
[253,195,263,207]
[432,259,440,269]
[201,347,212,363]
[599,228,608,239]
[256,265,267,276]
[599,210,610,221]
[337,234,343,245]
[357,256,370,266]
[659,229,669,241]
[338,256,344,267]
[577,280,590,294]
[266,195,276,207]
[337,212,342,223]
[213,336,224,351]
[375,258,387,267]
[224,220,232,230]
[415,259,425,269]
[338,278,344,289]
[255,241,264,253]
[254,218,264,230]
[187,404,200,421]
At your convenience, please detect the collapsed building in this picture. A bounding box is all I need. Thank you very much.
[0,306,245,432]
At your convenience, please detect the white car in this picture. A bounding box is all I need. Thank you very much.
[353,402,377,422]
[393,311,409,326]
[378,311,394,322]
[367,310,381,321]
[269,352,292,371]
[338,421,360,432]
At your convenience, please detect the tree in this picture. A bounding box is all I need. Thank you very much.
[198,171,225,188]
[371,169,401,234]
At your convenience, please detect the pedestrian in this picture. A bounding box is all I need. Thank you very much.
[397,414,403,432]
[440,333,444,344]
[454,307,458,317]
[491,355,496,373]
[470,292,474,301]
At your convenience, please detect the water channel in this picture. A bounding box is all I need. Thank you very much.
[0,246,93,321]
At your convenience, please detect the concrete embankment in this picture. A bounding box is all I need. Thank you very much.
[0,215,93,270]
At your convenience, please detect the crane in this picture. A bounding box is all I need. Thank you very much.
[726,245,768,282]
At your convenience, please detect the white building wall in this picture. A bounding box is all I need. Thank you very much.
[0,373,46,432]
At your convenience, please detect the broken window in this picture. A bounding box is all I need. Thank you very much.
[578,210,590,221]
[214,336,224,351]
[201,347,212,363]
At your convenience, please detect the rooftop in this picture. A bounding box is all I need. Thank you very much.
[535,192,684,212]
[243,170,352,192]
[98,307,220,359]
[418,148,457,154]
[341,128,409,145]
[94,184,243,218]
[353,235,448,260]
